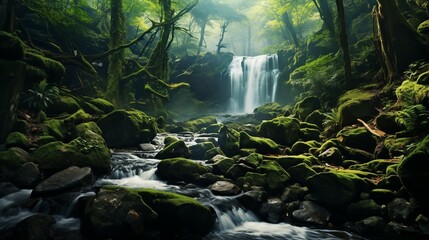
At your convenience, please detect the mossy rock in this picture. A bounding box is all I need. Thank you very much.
[347,199,382,221]
[200,123,223,134]
[89,98,114,114]
[12,119,29,134]
[164,136,179,146]
[35,135,57,146]
[48,96,80,115]
[396,80,429,107]
[155,140,191,159]
[257,160,290,193]
[5,132,32,150]
[398,134,429,205]
[24,52,65,83]
[345,147,375,163]
[317,139,348,156]
[44,109,92,141]
[293,96,321,120]
[212,157,235,175]
[238,153,263,168]
[182,116,217,132]
[338,89,378,127]
[384,136,415,157]
[243,172,267,190]
[318,147,343,166]
[0,31,25,61]
[253,102,282,121]
[337,127,377,153]
[156,158,209,183]
[135,188,215,238]
[307,171,364,210]
[75,122,102,137]
[0,147,30,171]
[299,128,321,141]
[258,116,301,146]
[97,109,157,147]
[349,159,400,174]
[32,131,111,175]
[287,163,317,186]
[78,101,104,115]
[218,126,240,157]
[305,110,326,129]
[240,132,279,154]
[81,187,158,239]
[238,124,258,136]
[291,141,313,155]
[386,164,399,176]
[266,154,319,170]
[225,163,255,180]
[375,112,403,134]
[189,142,216,160]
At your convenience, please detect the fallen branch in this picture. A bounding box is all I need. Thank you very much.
[357,118,387,138]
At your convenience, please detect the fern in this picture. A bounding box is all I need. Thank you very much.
[395,104,429,135]
[323,108,341,137]
[22,79,59,113]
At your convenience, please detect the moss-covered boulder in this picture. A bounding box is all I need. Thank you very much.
[253,102,282,121]
[287,163,317,186]
[24,52,65,83]
[32,131,111,175]
[306,171,365,210]
[349,159,399,174]
[0,147,30,171]
[155,140,191,159]
[81,187,159,239]
[318,147,343,166]
[43,109,92,141]
[398,134,429,205]
[97,110,157,147]
[136,188,215,239]
[189,142,216,160]
[258,116,301,146]
[212,156,235,175]
[375,112,403,134]
[238,153,263,168]
[338,89,378,127]
[337,127,377,153]
[182,116,217,132]
[347,199,383,221]
[89,98,114,113]
[299,127,321,141]
[156,158,209,183]
[240,132,279,154]
[384,136,414,157]
[294,96,321,120]
[243,172,267,190]
[0,31,25,61]
[75,122,102,137]
[305,110,326,129]
[396,80,429,107]
[225,163,255,180]
[267,154,318,170]
[257,160,290,193]
[48,96,81,115]
[5,132,32,150]
[218,126,240,157]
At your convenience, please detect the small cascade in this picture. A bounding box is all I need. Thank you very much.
[228,54,280,113]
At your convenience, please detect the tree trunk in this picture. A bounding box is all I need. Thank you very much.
[197,19,207,55]
[282,12,299,47]
[1,0,14,32]
[313,0,336,36]
[216,21,229,54]
[106,0,126,107]
[335,0,352,88]
[374,0,429,83]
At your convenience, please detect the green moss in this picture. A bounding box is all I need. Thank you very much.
[375,112,403,134]
[240,153,263,168]
[0,147,30,170]
[294,96,321,120]
[65,109,92,124]
[299,128,321,141]
[164,136,179,145]
[383,136,415,157]
[183,116,217,132]
[212,157,235,175]
[218,126,240,157]
[287,163,317,185]
[243,172,267,190]
[75,122,102,137]
[156,158,209,182]
[35,135,57,146]
[240,132,279,154]
[24,52,65,82]
[257,160,290,193]
[337,127,377,152]
[396,80,429,107]
[266,154,318,170]
[189,142,216,160]
[32,131,111,175]
[89,98,115,113]
[338,89,378,127]
[48,96,80,115]
[258,117,301,146]
[43,119,72,141]
[291,141,313,155]
[5,132,32,150]
[349,159,399,174]
[253,102,282,121]
[385,164,399,176]
[155,140,190,159]
[97,109,157,147]
[305,110,326,129]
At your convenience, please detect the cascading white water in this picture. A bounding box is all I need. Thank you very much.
[228,54,280,113]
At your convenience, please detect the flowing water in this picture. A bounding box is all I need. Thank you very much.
[228,55,280,113]
[0,133,366,239]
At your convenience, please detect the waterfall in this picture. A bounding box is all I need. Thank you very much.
[228,54,280,113]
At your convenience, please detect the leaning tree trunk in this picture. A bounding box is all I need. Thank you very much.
[313,0,336,36]
[197,19,207,55]
[106,0,126,107]
[216,21,229,54]
[374,0,429,83]
[335,0,352,88]
[282,12,299,47]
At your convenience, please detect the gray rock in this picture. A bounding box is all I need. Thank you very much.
[237,189,267,211]
[139,143,156,151]
[8,214,56,240]
[209,181,241,196]
[345,216,386,237]
[292,201,332,226]
[259,198,285,223]
[388,198,417,224]
[14,162,41,188]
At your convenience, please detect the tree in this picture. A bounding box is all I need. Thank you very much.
[312,0,335,36]
[1,0,15,32]
[374,0,429,83]
[106,0,126,107]
[281,12,299,47]
[216,21,229,54]
[335,0,352,88]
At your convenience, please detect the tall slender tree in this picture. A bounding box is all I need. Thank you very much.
[335,0,352,88]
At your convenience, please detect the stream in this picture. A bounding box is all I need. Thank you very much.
[0,132,366,240]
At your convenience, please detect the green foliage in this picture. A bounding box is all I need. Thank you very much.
[287,53,344,103]
[22,80,59,113]
[395,104,429,135]
[323,108,341,137]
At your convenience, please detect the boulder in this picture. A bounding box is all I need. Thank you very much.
[189,142,218,160]
[0,147,30,171]
[13,162,41,188]
[218,126,240,157]
[156,158,209,183]
[338,89,378,127]
[267,154,318,170]
[349,159,399,174]
[259,198,285,223]
[253,102,282,121]
[239,132,279,154]
[182,116,217,132]
[280,183,308,202]
[337,127,377,153]
[384,221,426,240]
[290,141,313,155]
[89,98,114,113]
[287,163,317,186]
[238,189,267,211]
[32,166,93,197]
[5,132,32,150]
[81,187,158,239]
[347,199,383,221]
[299,127,321,141]
[155,140,191,159]
[387,198,417,224]
[370,189,395,205]
[7,214,56,240]
[257,160,290,193]
[318,147,343,166]
[293,96,321,120]
[345,216,386,238]
[48,96,80,115]
[136,188,215,238]
[238,124,258,136]
[24,51,65,83]
[32,131,111,175]
[376,112,403,134]
[305,110,326,129]
[398,134,429,205]
[75,122,102,137]
[212,157,235,175]
[225,163,255,180]
[292,201,332,226]
[97,110,157,147]
[237,153,263,168]
[258,116,301,146]
[209,181,241,196]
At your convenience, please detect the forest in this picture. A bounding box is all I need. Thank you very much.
[1,0,429,239]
